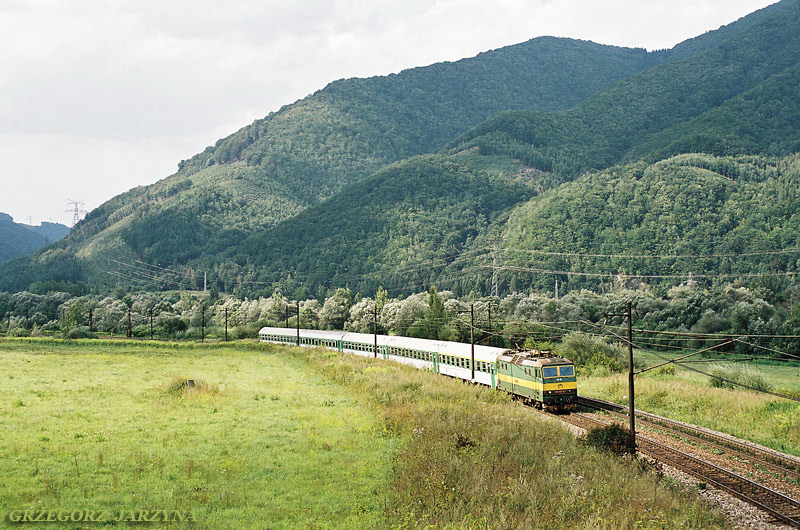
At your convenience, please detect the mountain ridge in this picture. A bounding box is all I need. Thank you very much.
[1,0,798,295]
[0,214,70,265]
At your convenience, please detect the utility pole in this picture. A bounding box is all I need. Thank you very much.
[470,304,475,380]
[224,307,228,342]
[373,304,378,358]
[296,300,300,346]
[203,272,207,294]
[627,301,634,436]
[491,240,499,298]
[88,308,93,333]
[200,303,206,343]
[149,308,153,340]
[487,305,492,348]
[605,302,636,439]
[555,278,559,300]
[126,308,132,338]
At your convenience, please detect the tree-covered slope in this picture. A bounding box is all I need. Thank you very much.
[0,213,69,265]
[86,37,658,239]
[223,154,532,295]
[447,0,800,182]
[0,37,663,294]
[497,153,800,293]
[1,1,797,294]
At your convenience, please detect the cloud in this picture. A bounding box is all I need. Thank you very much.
[0,0,779,224]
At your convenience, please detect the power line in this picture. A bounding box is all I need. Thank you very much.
[492,265,799,279]
[490,247,800,259]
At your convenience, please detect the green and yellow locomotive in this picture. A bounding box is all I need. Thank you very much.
[496,351,577,411]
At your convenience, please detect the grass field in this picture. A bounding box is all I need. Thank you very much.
[0,339,393,529]
[580,350,800,456]
[0,338,729,529]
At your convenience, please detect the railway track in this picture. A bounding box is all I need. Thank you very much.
[556,402,800,528]
[576,395,800,481]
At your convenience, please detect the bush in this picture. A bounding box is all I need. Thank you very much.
[708,363,773,392]
[162,317,188,336]
[63,326,93,339]
[581,424,636,456]
[163,377,218,396]
[559,332,636,374]
[232,323,261,340]
[645,364,676,378]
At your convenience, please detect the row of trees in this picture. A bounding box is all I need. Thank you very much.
[1,281,798,359]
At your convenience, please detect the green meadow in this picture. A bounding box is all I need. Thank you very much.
[0,339,728,529]
[0,339,393,529]
[580,351,800,456]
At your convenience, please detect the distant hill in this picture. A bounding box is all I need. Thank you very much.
[446,0,800,184]
[202,0,800,295]
[0,213,70,265]
[225,154,534,294]
[1,0,799,296]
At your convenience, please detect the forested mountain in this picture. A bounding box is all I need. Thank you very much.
[2,0,799,296]
[447,0,800,183]
[174,152,799,298]
[497,153,800,293]
[0,213,69,265]
[226,154,533,295]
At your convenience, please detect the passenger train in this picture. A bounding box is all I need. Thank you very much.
[259,326,576,410]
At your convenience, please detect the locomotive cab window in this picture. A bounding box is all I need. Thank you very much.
[542,367,558,378]
[559,366,575,377]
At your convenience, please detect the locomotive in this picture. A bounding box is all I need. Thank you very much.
[259,326,576,410]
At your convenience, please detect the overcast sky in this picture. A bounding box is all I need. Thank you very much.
[0,0,778,227]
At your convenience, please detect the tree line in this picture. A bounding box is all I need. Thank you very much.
[2,281,798,365]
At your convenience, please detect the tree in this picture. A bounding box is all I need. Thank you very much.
[424,287,447,339]
[320,288,353,330]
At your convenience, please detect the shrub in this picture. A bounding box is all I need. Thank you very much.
[63,326,93,339]
[645,364,676,378]
[232,323,261,340]
[163,377,218,396]
[161,317,187,336]
[559,332,636,374]
[581,424,636,456]
[708,363,773,392]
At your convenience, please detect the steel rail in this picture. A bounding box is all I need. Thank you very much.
[554,411,800,527]
[576,395,800,477]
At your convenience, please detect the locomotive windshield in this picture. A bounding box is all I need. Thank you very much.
[542,366,558,378]
[559,365,575,377]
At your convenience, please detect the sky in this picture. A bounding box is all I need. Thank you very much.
[0,0,779,227]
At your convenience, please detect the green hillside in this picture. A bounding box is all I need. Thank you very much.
[0,37,662,293]
[447,0,800,184]
[2,0,799,295]
[168,152,800,298]
[0,213,69,265]
[498,153,800,293]
[224,154,532,295]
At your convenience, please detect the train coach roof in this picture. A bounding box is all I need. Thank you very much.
[259,327,510,363]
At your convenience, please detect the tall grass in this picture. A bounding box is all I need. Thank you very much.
[581,372,800,456]
[297,347,728,529]
[707,363,773,392]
